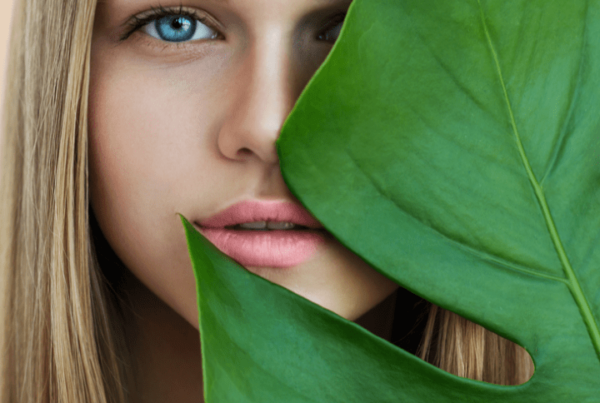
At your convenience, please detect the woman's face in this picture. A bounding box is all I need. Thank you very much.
[90,0,398,328]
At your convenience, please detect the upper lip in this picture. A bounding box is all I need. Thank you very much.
[197,200,324,229]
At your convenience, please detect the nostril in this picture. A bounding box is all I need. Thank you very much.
[237,148,252,157]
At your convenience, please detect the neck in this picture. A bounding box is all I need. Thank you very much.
[123,270,204,403]
[122,270,399,402]
[354,291,397,341]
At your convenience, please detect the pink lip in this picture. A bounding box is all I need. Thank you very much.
[195,200,327,268]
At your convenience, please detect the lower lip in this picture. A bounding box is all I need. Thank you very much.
[194,225,327,268]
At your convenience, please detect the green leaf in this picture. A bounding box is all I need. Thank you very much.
[182,217,503,403]
[183,0,600,401]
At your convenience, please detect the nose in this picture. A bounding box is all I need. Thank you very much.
[217,32,297,165]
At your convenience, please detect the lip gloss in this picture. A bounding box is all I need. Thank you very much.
[195,200,327,268]
[196,226,326,268]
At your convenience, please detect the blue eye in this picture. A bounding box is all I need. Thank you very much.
[143,15,218,43]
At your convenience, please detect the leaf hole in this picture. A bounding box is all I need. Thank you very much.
[355,288,534,385]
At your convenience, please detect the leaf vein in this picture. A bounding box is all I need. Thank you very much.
[476,0,600,359]
[345,150,568,286]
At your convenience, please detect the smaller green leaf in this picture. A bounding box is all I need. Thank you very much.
[181,216,529,403]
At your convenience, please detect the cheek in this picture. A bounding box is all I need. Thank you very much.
[87,43,398,328]
[87,58,224,328]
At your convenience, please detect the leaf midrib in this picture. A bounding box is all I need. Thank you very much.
[476,0,600,359]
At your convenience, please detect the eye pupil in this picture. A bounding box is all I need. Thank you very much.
[171,18,184,29]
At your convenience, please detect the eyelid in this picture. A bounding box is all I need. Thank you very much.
[120,5,224,42]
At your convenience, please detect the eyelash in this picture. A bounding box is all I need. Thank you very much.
[121,6,346,44]
[120,6,216,42]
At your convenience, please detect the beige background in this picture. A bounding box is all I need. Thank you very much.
[0,0,16,161]
[0,0,15,103]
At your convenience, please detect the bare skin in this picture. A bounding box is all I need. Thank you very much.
[90,0,399,400]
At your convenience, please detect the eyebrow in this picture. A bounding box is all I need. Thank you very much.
[110,0,352,34]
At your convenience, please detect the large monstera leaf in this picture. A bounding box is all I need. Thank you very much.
[183,0,600,401]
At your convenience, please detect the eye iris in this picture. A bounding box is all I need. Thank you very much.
[155,16,197,42]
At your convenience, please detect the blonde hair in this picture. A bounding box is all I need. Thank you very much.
[0,0,532,401]
[0,0,130,401]
[418,305,534,385]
